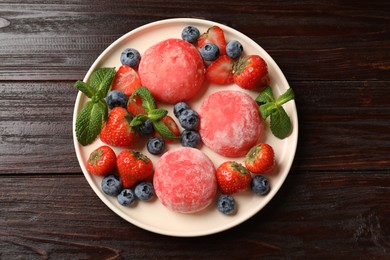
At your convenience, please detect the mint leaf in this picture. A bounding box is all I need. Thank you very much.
[90,67,116,99]
[131,86,156,112]
[270,106,292,139]
[130,114,148,127]
[152,120,180,140]
[75,100,106,146]
[256,86,274,105]
[256,87,295,139]
[276,88,295,106]
[74,80,94,98]
[148,108,168,122]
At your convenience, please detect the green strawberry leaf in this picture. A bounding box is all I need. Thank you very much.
[152,120,180,140]
[75,100,107,146]
[131,86,156,112]
[74,80,94,98]
[270,106,292,139]
[148,108,168,122]
[90,67,116,99]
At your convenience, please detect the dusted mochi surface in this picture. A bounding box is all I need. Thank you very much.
[199,90,263,157]
[153,147,217,213]
[138,38,205,104]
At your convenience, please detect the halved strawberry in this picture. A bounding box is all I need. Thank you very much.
[111,65,141,96]
[153,115,180,143]
[205,55,234,85]
[198,26,227,55]
[127,95,146,117]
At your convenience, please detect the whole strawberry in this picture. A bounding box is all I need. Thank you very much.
[216,161,252,194]
[245,143,275,174]
[233,55,270,90]
[86,145,116,176]
[117,150,154,188]
[100,107,139,148]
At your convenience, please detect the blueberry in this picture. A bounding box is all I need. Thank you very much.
[251,175,270,195]
[138,119,154,136]
[173,101,190,118]
[226,40,243,59]
[217,195,236,215]
[181,130,200,148]
[120,48,141,68]
[101,175,122,196]
[135,182,155,201]
[181,26,200,43]
[200,43,220,61]
[117,188,136,206]
[106,90,129,109]
[147,137,165,155]
[178,109,199,130]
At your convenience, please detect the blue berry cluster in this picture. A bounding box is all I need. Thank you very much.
[101,175,155,207]
[173,101,201,148]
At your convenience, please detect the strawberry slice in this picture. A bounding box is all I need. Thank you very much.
[198,26,227,55]
[127,95,146,117]
[205,55,234,85]
[153,115,180,143]
[111,65,141,96]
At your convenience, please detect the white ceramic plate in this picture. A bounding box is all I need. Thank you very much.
[73,18,298,237]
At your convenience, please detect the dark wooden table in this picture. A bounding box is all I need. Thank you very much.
[1,1,389,259]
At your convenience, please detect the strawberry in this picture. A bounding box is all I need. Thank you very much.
[153,115,180,143]
[244,143,275,174]
[127,95,146,116]
[198,26,227,55]
[111,65,141,96]
[117,150,154,188]
[86,145,116,176]
[205,55,234,85]
[233,55,270,90]
[216,161,252,194]
[100,107,139,148]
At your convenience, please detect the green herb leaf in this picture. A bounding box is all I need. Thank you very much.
[74,80,94,98]
[90,67,116,99]
[130,114,148,127]
[148,108,168,122]
[256,86,295,139]
[270,106,292,139]
[131,86,156,112]
[152,120,180,140]
[75,100,107,146]
[276,88,295,106]
[255,86,275,105]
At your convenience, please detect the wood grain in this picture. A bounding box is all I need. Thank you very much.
[0,1,388,81]
[0,172,389,258]
[0,0,389,258]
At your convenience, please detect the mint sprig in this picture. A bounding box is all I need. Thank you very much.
[75,67,116,146]
[256,86,295,139]
[130,86,179,140]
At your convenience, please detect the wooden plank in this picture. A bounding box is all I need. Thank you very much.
[0,1,388,81]
[0,172,388,258]
[0,80,389,174]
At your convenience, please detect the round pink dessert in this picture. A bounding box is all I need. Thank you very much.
[138,38,205,104]
[199,90,263,157]
[153,147,217,213]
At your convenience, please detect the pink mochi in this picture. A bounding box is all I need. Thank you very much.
[138,38,205,104]
[199,90,264,157]
[153,147,217,213]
